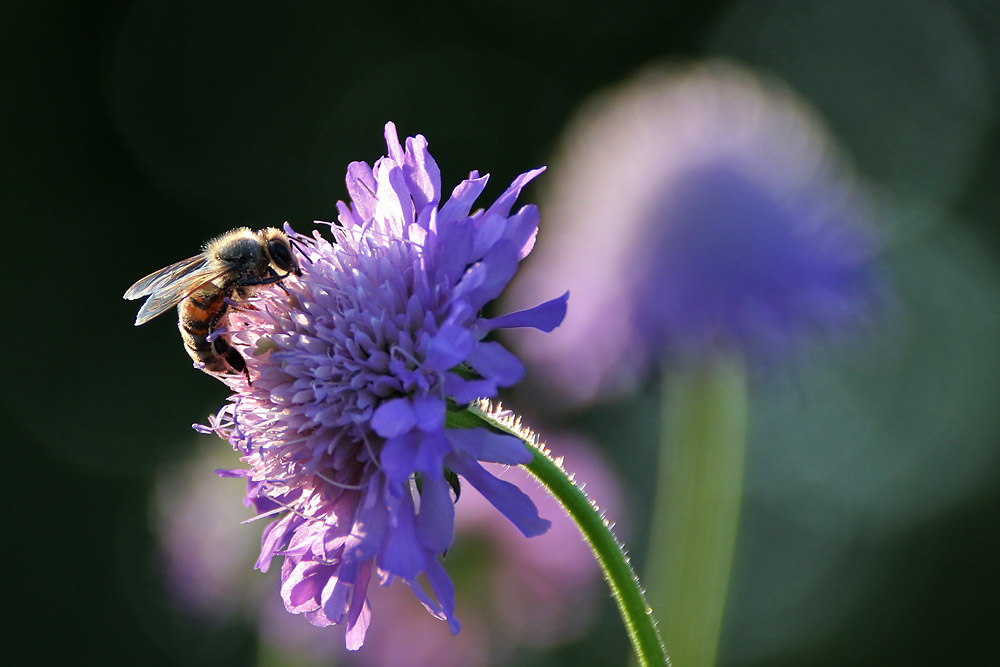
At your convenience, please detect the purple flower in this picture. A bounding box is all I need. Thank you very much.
[506,62,879,401]
[197,122,567,649]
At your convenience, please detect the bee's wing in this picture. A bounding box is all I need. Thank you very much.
[127,256,231,326]
[124,254,208,300]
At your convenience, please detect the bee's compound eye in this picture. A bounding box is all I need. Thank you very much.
[268,239,294,271]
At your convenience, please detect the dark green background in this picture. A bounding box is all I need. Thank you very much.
[5,1,999,665]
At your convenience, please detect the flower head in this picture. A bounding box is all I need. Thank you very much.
[506,62,879,401]
[198,122,567,649]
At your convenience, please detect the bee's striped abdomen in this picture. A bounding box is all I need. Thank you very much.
[178,285,231,372]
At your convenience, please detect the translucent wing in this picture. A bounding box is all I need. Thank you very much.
[125,254,230,326]
[124,254,207,300]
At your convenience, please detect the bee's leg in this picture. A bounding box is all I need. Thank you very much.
[240,270,291,287]
[288,236,312,264]
[213,335,251,383]
[230,351,252,383]
[209,300,230,329]
[236,270,295,300]
[230,289,260,312]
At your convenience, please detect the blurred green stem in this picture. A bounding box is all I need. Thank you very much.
[647,354,748,667]
[462,401,670,667]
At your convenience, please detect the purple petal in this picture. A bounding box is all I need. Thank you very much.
[380,431,419,485]
[432,220,475,285]
[415,429,448,478]
[403,134,441,210]
[416,476,455,553]
[503,204,540,259]
[407,556,446,620]
[247,489,284,515]
[443,374,497,404]
[472,211,506,257]
[483,167,545,221]
[374,159,412,234]
[380,492,423,580]
[337,550,361,586]
[286,516,328,553]
[413,394,445,432]
[478,291,569,334]
[346,161,378,222]
[383,121,405,167]
[371,397,416,438]
[424,323,474,371]
[442,299,475,329]
[283,560,330,612]
[448,455,551,537]
[344,482,388,562]
[336,199,363,229]
[321,575,351,626]
[257,513,296,572]
[447,428,533,465]
[467,340,524,386]
[343,560,373,651]
[344,598,371,651]
[304,606,335,628]
[423,556,461,635]
[439,171,489,222]
[453,241,518,308]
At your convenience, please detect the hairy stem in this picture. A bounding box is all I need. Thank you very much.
[462,400,670,667]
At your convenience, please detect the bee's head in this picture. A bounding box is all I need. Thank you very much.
[260,227,303,277]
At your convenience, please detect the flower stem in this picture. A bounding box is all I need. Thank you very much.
[646,354,748,667]
[465,400,670,667]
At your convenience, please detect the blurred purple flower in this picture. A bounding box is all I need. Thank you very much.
[153,446,260,621]
[506,62,879,401]
[196,122,567,649]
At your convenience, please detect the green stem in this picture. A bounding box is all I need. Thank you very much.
[646,354,748,667]
[463,401,670,667]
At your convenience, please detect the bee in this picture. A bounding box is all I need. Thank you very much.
[124,227,302,380]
